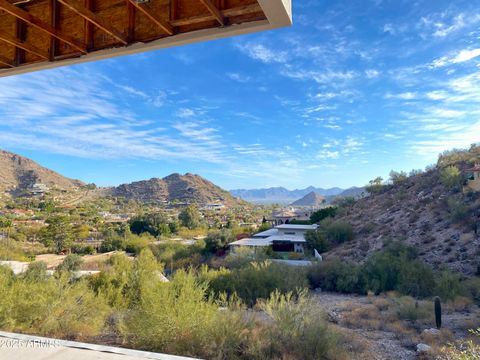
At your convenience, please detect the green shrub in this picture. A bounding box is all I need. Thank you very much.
[434,270,466,302]
[310,207,337,224]
[57,254,83,273]
[307,259,362,293]
[396,296,432,321]
[324,220,354,244]
[441,166,463,190]
[304,229,330,252]
[204,229,235,253]
[207,261,308,306]
[99,236,126,252]
[255,290,342,360]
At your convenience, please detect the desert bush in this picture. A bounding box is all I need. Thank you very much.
[441,328,480,360]
[396,296,432,321]
[305,229,330,252]
[151,241,204,271]
[56,254,83,273]
[362,242,435,297]
[310,207,337,223]
[434,270,466,302]
[23,261,48,282]
[99,236,127,253]
[307,259,362,293]
[0,270,109,340]
[205,229,235,253]
[325,220,354,244]
[447,196,468,222]
[440,166,464,190]
[207,261,308,306]
[463,277,480,304]
[255,290,342,360]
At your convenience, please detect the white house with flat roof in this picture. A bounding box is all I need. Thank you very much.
[230,223,317,254]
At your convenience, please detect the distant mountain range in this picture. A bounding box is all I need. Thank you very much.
[230,186,365,204]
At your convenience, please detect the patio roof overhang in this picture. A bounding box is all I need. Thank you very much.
[0,0,292,77]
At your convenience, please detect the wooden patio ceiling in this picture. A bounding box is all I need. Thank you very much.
[0,0,292,77]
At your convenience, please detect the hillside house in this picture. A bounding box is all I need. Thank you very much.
[271,207,316,225]
[466,164,480,192]
[230,224,318,254]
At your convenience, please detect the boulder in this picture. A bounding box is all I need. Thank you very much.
[416,343,432,354]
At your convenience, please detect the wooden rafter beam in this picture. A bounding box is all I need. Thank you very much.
[0,55,15,68]
[171,4,261,27]
[0,32,48,59]
[198,0,225,26]
[126,0,174,36]
[57,0,128,45]
[0,0,87,54]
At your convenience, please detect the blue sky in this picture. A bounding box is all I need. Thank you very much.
[0,0,480,190]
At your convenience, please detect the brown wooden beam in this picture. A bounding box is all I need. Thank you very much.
[0,0,87,54]
[57,0,128,45]
[15,17,26,66]
[49,0,59,61]
[126,0,135,43]
[0,32,49,59]
[0,55,15,68]
[171,4,261,27]
[126,0,174,36]
[199,0,225,26]
[84,0,94,50]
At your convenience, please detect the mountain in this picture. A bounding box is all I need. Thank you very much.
[230,186,345,204]
[111,173,243,206]
[323,145,480,276]
[290,191,326,206]
[0,150,84,195]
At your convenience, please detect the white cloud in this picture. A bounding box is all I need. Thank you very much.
[226,72,251,83]
[235,43,288,64]
[365,69,380,79]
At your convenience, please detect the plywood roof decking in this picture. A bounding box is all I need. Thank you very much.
[0,0,292,77]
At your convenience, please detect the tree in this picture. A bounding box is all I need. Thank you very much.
[0,218,13,241]
[389,170,408,185]
[41,215,73,254]
[366,176,384,194]
[205,229,235,253]
[304,230,329,252]
[178,205,201,230]
[310,207,337,224]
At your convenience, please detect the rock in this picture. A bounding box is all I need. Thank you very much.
[416,343,432,354]
[422,328,441,337]
[327,310,340,324]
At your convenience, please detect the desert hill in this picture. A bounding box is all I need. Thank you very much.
[290,191,326,206]
[0,149,84,195]
[110,173,243,206]
[324,145,480,276]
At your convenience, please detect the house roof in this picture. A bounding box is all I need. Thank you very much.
[466,164,480,172]
[229,237,272,247]
[275,224,318,231]
[252,228,278,238]
[268,235,306,243]
[0,0,292,77]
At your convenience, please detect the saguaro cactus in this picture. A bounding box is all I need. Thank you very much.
[434,296,442,329]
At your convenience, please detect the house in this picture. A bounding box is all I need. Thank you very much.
[30,183,49,196]
[202,203,225,211]
[466,164,480,192]
[230,224,318,255]
[271,207,316,225]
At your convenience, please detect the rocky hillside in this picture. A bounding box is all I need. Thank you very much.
[0,149,84,195]
[325,145,480,276]
[111,173,244,206]
[291,191,326,206]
